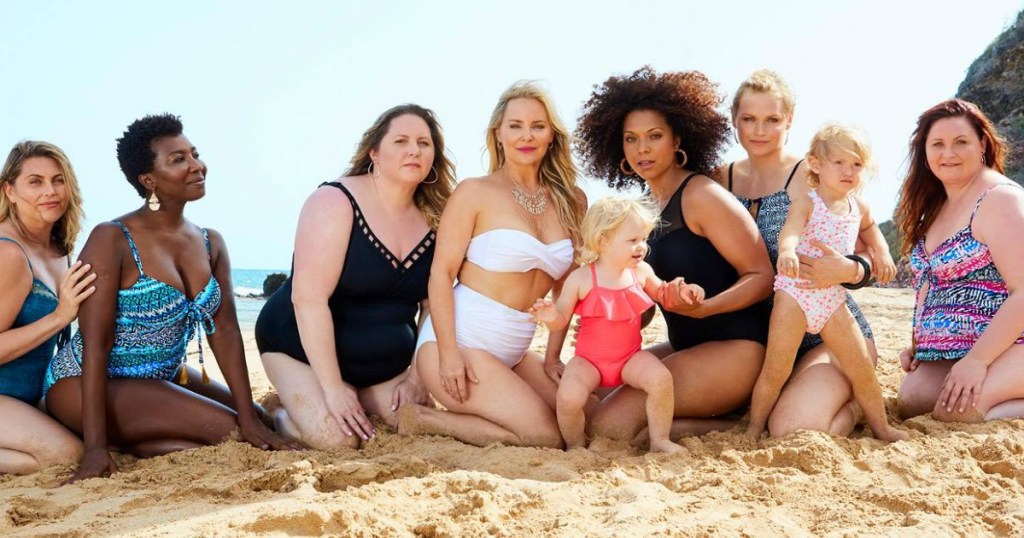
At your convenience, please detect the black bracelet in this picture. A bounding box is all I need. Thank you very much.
[841,254,872,290]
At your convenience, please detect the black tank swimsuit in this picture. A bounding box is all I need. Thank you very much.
[646,173,771,351]
[255,182,435,388]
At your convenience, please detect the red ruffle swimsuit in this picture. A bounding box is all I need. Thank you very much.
[573,264,655,387]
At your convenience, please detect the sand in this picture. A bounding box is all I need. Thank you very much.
[3,288,1023,537]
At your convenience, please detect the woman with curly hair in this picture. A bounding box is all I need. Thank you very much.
[895,99,1024,422]
[715,70,885,438]
[45,114,300,482]
[575,67,774,443]
[255,104,456,449]
[400,81,585,448]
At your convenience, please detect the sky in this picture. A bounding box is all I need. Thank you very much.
[2,1,1021,270]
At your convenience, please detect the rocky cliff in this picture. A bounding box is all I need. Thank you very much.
[958,9,1024,184]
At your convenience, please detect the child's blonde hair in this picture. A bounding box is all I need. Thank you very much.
[578,196,661,264]
[806,122,876,188]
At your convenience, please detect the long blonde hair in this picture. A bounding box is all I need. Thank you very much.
[485,81,584,244]
[0,141,84,256]
[578,196,660,265]
[343,104,456,230]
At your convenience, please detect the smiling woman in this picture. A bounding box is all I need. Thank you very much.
[895,98,1024,423]
[0,141,92,475]
[43,114,299,483]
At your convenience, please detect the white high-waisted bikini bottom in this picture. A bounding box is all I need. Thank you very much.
[416,284,536,368]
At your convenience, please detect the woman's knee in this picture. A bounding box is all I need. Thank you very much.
[37,438,84,467]
[896,391,937,420]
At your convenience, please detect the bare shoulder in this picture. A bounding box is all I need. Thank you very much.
[0,240,31,284]
[976,182,1024,226]
[682,173,734,205]
[447,176,497,206]
[302,181,354,220]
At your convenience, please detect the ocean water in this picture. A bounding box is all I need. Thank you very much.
[231,268,289,329]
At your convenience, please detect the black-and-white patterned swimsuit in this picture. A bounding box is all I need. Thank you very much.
[728,161,874,356]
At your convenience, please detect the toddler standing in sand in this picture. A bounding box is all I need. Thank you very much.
[531,197,703,453]
[745,123,906,442]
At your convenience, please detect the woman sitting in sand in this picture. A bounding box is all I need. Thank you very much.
[45,114,299,482]
[744,123,905,443]
[0,141,94,474]
[531,197,703,453]
[401,81,585,449]
[255,104,456,449]
[716,70,888,438]
[574,67,775,444]
[895,98,1024,422]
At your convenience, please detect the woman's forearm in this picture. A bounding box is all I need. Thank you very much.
[206,321,260,421]
[427,272,458,355]
[684,270,772,317]
[0,310,72,364]
[81,341,113,451]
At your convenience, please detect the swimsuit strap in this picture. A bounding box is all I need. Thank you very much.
[201,228,212,261]
[113,220,145,275]
[0,236,34,275]
[681,172,701,190]
[589,263,598,287]
[727,162,734,192]
[969,183,1022,228]
[783,159,804,189]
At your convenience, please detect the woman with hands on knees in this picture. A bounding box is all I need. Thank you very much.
[45,114,299,483]
[400,81,585,449]
[530,196,703,452]
[716,70,889,438]
[256,104,455,449]
[896,99,1024,422]
[0,141,94,474]
[575,67,775,444]
[744,123,905,442]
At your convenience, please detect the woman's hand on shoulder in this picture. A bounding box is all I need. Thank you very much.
[54,261,97,325]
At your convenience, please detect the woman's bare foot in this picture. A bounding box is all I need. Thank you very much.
[649,438,685,454]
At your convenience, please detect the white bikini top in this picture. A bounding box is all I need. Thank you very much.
[465,229,574,279]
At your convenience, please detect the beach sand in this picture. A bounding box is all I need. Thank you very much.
[3,288,1023,536]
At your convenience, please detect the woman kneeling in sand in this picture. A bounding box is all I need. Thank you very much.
[896,99,1024,422]
[256,105,456,449]
[400,81,586,448]
[45,115,299,483]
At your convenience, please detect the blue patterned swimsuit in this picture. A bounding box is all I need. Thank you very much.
[44,221,221,394]
[727,161,874,355]
[0,238,70,404]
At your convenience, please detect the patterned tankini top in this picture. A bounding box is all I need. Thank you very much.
[44,221,221,394]
[910,183,1024,361]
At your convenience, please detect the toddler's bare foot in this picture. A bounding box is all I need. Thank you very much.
[874,425,908,443]
[650,439,685,454]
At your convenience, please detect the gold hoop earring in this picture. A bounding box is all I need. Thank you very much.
[147,189,160,211]
[674,149,689,168]
[422,166,439,184]
[620,158,635,176]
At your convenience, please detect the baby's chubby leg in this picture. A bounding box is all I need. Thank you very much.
[746,291,807,439]
[620,351,683,453]
[556,358,602,449]
[819,306,907,443]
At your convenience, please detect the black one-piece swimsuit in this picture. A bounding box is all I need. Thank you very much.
[255,182,435,388]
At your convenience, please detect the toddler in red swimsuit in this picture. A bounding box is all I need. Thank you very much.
[531,197,703,452]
